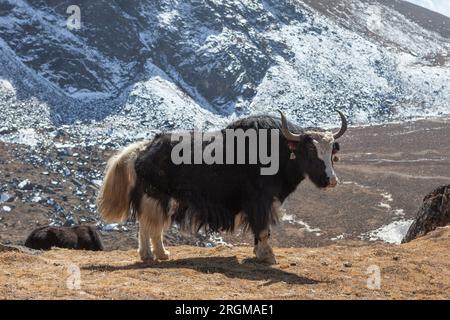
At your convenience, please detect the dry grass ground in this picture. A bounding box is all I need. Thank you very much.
[1,226,449,300]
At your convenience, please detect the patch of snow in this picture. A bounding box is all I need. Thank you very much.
[281,213,322,234]
[341,181,371,189]
[0,128,40,147]
[366,5,384,33]
[378,202,392,210]
[331,234,345,241]
[366,219,414,244]
[54,142,76,149]
[393,209,405,216]
[378,192,394,210]
[0,79,15,95]
[381,192,393,202]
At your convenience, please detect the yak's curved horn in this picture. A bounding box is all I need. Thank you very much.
[333,110,348,140]
[278,111,302,142]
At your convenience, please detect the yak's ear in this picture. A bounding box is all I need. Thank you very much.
[333,142,340,153]
[288,134,311,150]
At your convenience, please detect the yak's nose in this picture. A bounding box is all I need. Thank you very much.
[328,176,338,188]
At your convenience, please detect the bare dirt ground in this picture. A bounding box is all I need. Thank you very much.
[1,118,450,249]
[1,226,449,300]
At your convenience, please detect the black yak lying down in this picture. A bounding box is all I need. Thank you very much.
[24,225,104,251]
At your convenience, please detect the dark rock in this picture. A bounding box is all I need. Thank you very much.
[402,185,450,243]
[343,261,352,268]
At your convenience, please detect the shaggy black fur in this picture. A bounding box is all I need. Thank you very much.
[24,225,104,251]
[133,115,330,239]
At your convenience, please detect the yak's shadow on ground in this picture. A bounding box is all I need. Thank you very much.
[82,256,319,285]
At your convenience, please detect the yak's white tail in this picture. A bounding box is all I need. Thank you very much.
[96,141,148,223]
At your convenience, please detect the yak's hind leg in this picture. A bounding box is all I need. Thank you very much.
[138,218,153,262]
[138,195,171,261]
[254,228,276,265]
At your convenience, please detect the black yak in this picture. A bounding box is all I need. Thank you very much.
[96,111,347,264]
[24,225,104,251]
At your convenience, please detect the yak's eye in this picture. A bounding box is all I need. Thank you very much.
[332,142,340,154]
[308,142,319,157]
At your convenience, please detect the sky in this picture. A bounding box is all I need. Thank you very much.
[405,0,450,17]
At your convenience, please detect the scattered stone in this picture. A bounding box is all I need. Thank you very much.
[0,127,10,134]
[57,148,69,157]
[0,192,14,202]
[92,179,102,187]
[62,167,71,176]
[320,259,329,266]
[17,179,32,190]
[63,216,78,227]
[343,261,353,268]
[31,195,43,203]
[103,223,120,231]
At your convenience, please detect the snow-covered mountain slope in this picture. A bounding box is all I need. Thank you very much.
[1,0,449,143]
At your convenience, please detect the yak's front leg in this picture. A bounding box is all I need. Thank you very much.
[150,229,170,260]
[246,196,278,264]
[254,228,277,265]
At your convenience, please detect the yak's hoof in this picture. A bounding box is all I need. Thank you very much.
[255,246,277,265]
[138,248,154,263]
[154,250,170,261]
[257,253,277,265]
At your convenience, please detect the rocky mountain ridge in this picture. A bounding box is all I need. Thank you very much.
[1,0,450,146]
